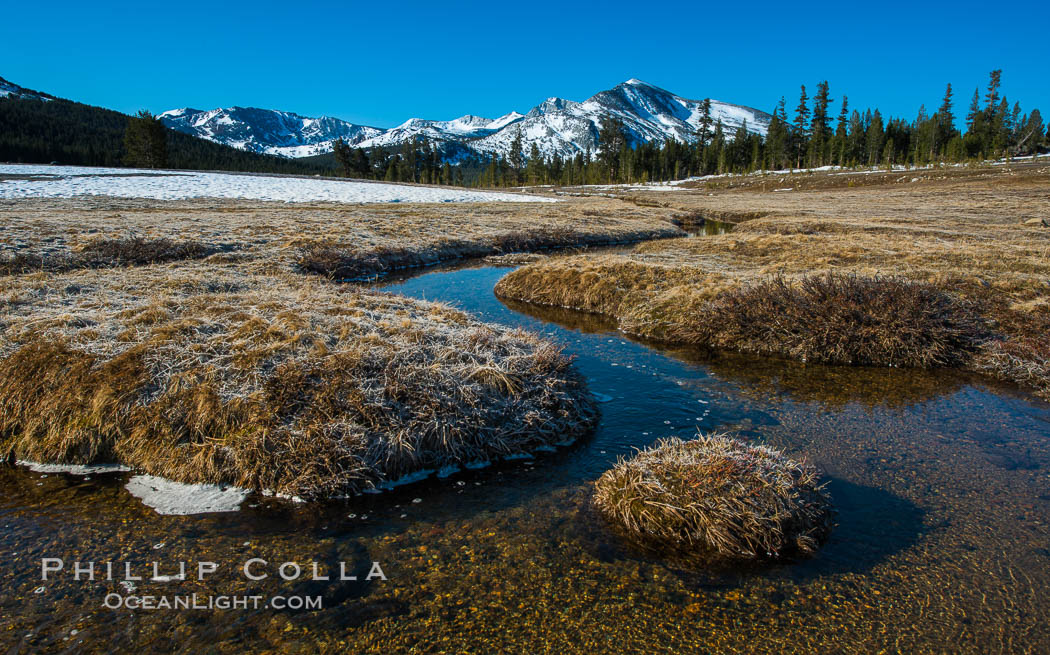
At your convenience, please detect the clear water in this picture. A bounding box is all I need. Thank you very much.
[2,264,1049,653]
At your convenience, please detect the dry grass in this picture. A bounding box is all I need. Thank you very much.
[0,264,597,498]
[0,195,683,278]
[296,225,679,280]
[497,165,1050,396]
[0,237,218,275]
[0,194,691,494]
[593,433,833,562]
[971,304,1050,399]
[675,273,990,367]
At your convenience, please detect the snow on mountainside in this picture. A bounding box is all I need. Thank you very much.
[158,107,383,158]
[356,112,526,152]
[159,79,772,162]
[0,76,53,102]
[472,79,771,161]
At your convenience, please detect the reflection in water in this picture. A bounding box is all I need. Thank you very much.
[2,264,1049,653]
[679,218,735,236]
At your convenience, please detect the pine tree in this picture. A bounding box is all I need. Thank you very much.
[832,95,848,166]
[526,142,543,185]
[1013,109,1044,155]
[793,85,809,168]
[866,110,884,166]
[807,81,832,166]
[697,98,713,145]
[935,83,957,156]
[123,110,167,169]
[984,70,1002,113]
[965,88,980,130]
[332,137,352,176]
[508,127,524,182]
[597,116,628,182]
[846,110,865,166]
[765,97,789,170]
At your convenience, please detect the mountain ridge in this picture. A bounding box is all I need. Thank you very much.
[161,79,772,162]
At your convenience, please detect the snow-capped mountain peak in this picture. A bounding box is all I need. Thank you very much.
[159,106,383,158]
[158,79,771,162]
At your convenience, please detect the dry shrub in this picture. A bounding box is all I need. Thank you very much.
[0,269,598,498]
[593,434,833,562]
[0,237,218,275]
[677,274,991,367]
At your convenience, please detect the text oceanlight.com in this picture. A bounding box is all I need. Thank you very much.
[103,593,323,611]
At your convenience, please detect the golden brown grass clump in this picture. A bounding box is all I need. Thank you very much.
[0,266,597,498]
[593,433,833,562]
[677,273,991,367]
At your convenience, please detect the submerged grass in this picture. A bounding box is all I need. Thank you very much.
[593,433,834,562]
[0,266,597,498]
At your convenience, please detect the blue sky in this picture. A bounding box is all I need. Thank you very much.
[3,0,1048,129]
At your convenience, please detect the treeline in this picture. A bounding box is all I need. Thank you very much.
[0,95,334,175]
[331,136,475,185]
[331,69,1043,188]
[475,69,1047,186]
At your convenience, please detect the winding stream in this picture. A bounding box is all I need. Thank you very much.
[2,262,1049,653]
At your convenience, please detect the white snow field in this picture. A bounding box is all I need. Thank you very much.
[0,164,556,204]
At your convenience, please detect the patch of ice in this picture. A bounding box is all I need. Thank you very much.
[375,468,436,490]
[17,460,131,475]
[436,465,460,478]
[124,475,248,515]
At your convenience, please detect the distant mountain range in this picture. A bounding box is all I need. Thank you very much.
[160,79,772,162]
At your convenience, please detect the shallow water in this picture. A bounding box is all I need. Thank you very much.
[680,217,735,236]
[2,264,1049,653]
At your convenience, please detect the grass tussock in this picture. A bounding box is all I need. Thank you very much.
[677,273,991,367]
[0,268,597,498]
[593,433,833,562]
[497,265,990,367]
[0,237,218,275]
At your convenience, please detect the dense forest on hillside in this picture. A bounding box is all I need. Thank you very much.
[324,70,1049,187]
[0,96,335,175]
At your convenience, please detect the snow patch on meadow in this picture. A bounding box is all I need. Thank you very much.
[0,164,557,204]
